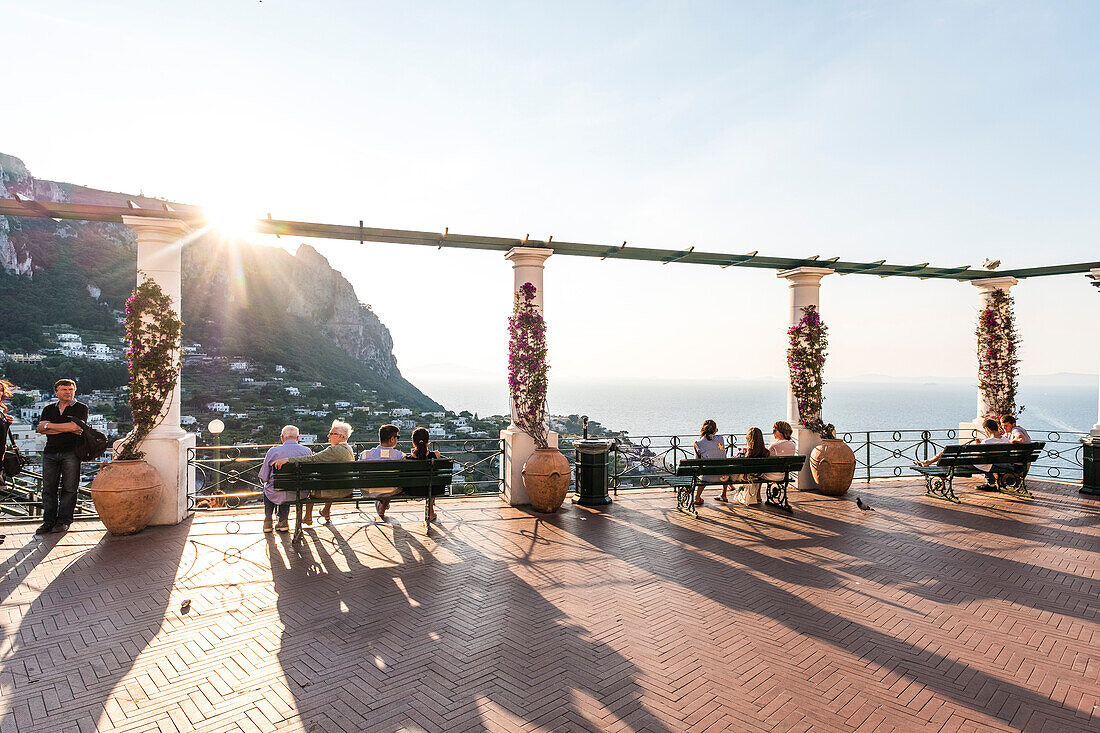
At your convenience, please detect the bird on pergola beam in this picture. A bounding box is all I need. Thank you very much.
[983,258,1001,270]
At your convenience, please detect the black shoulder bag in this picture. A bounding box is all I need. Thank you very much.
[3,427,26,479]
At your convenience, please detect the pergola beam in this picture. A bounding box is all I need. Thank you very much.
[1,197,1096,282]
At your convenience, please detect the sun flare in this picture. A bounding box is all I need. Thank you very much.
[200,205,260,241]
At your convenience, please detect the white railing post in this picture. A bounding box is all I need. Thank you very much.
[777,266,834,491]
[500,246,558,506]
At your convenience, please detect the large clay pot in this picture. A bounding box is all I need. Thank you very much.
[90,459,163,536]
[810,438,856,496]
[522,448,571,513]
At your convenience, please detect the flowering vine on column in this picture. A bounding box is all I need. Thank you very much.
[115,275,184,460]
[977,288,1023,417]
[787,304,829,435]
[507,282,550,448]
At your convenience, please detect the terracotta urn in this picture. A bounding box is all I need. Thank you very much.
[89,459,163,535]
[810,438,856,496]
[522,448,571,512]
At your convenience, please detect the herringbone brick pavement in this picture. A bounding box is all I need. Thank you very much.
[0,478,1097,732]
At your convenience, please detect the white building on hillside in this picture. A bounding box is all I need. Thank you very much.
[206,402,230,413]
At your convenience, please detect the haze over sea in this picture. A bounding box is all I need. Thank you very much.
[418,377,1098,439]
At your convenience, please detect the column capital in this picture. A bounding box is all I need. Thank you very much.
[121,215,191,238]
[777,266,835,284]
[505,246,553,268]
[970,275,1018,293]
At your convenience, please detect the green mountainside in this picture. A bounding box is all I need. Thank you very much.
[0,153,440,410]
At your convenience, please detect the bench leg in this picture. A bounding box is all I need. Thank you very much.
[997,473,1033,499]
[924,474,960,503]
[425,495,433,526]
[675,485,697,517]
[764,481,793,514]
[292,501,303,544]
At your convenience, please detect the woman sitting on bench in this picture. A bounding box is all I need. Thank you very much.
[693,419,729,506]
[406,426,444,522]
[732,427,770,506]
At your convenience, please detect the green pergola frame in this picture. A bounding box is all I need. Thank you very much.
[1,197,1096,281]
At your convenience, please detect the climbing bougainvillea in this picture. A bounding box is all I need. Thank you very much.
[507,282,550,448]
[115,275,183,460]
[787,304,829,435]
[977,288,1023,418]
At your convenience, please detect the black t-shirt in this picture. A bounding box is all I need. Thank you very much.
[39,400,89,453]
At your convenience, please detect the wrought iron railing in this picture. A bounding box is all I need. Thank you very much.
[0,449,107,521]
[0,428,1086,522]
[604,429,1088,491]
[187,437,505,512]
[841,428,1086,481]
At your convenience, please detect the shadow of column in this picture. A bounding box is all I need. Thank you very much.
[0,520,192,731]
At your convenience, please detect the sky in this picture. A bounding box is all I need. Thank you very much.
[2,0,1098,385]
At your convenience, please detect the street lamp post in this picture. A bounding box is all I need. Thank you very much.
[207,419,225,497]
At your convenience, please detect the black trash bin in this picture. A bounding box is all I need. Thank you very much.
[574,439,614,506]
[1082,437,1100,497]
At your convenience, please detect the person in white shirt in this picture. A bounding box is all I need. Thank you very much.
[359,423,404,518]
[764,421,797,483]
[914,418,1009,488]
[693,419,728,505]
[999,415,1031,444]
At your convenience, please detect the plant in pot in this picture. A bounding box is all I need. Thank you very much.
[788,305,854,495]
[509,282,568,512]
[90,276,183,535]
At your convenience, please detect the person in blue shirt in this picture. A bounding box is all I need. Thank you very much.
[258,425,313,532]
[359,423,404,518]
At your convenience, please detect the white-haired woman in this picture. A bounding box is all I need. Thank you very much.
[272,419,354,525]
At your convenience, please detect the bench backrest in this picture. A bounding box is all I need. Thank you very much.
[676,455,806,477]
[938,442,1043,467]
[272,459,455,493]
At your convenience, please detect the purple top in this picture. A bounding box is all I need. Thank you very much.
[259,440,313,504]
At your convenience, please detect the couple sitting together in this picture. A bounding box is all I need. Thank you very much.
[692,419,797,507]
[259,420,442,533]
[912,414,1032,489]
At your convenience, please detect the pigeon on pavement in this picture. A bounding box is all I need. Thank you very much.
[856,497,874,512]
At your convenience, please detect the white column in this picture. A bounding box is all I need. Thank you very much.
[1092,268,1100,437]
[777,267,834,491]
[500,246,557,506]
[960,276,1019,440]
[121,216,196,525]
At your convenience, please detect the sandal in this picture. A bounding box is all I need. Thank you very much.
[694,498,704,506]
[715,496,729,503]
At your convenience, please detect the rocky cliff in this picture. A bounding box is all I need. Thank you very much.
[0,152,439,409]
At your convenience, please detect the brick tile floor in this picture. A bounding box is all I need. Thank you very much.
[0,478,1097,732]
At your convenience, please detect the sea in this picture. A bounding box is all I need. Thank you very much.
[415,377,1098,439]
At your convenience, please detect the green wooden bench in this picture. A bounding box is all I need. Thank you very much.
[673,455,806,516]
[912,442,1043,503]
[272,458,454,542]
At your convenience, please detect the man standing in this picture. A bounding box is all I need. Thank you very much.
[35,378,88,534]
[258,425,313,533]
